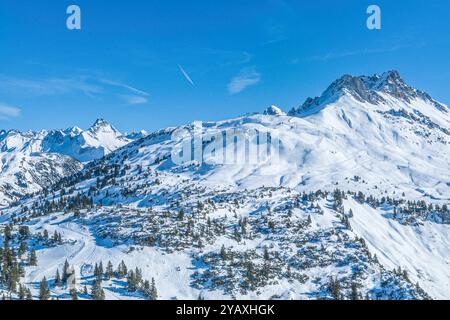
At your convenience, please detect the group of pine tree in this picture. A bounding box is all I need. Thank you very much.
[1,223,158,300]
[1,225,36,300]
[37,260,158,300]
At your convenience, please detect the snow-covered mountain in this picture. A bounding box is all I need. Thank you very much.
[0,119,139,207]
[145,70,448,202]
[42,119,133,163]
[263,105,286,116]
[0,71,449,300]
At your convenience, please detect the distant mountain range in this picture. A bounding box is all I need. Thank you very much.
[0,119,146,206]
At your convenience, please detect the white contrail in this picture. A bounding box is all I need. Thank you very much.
[178,64,195,86]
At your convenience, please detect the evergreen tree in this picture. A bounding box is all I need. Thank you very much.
[62,259,70,283]
[117,260,128,278]
[43,229,49,241]
[18,226,30,240]
[55,269,62,287]
[351,282,359,300]
[263,246,270,260]
[70,289,78,300]
[53,231,59,243]
[39,277,51,300]
[18,285,26,300]
[98,262,104,279]
[142,280,151,299]
[328,277,341,300]
[220,245,227,260]
[26,288,33,300]
[28,249,38,266]
[127,270,138,292]
[90,279,105,300]
[18,241,28,258]
[105,261,114,280]
[150,277,158,300]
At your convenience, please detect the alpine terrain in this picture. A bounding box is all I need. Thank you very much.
[0,71,448,301]
[0,119,140,207]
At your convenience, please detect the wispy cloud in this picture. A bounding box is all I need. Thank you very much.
[0,103,21,120]
[0,75,103,97]
[264,23,289,45]
[97,78,150,97]
[227,67,261,95]
[121,95,149,105]
[0,74,150,105]
[307,43,423,62]
[178,64,195,86]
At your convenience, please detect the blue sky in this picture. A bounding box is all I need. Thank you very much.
[0,0,449,133]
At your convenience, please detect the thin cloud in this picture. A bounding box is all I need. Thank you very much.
[0,74,150,104]
[227,68,261,94]
[98,78,150,96]
[307,44,421,62]
[0,103,21,120]
[264,23,289,45]
[178,65,195,86]
[0,75,103,97]
[122,95,149,105]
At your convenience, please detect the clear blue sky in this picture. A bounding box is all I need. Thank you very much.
[0,0,449,133]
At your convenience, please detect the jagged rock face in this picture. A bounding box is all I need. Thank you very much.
[125,130,149,140]
[263,105,286,116]
[41,119,133,162]
[289,70,448,115]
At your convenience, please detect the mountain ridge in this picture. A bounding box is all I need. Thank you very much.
[0,119,144,206]
[289,70,448,117]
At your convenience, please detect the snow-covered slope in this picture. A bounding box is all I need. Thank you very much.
[0,71,448,300]
[106,70,448,202]
[0,119,138,207]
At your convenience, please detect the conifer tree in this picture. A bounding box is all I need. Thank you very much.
[39,277,51,300]
[127,270,137,292]
[117,260,128,278]
[328,277,341,300]
[43,229,49,241]
[351,282,359,300]
[70,289,78,300]
[150,277,158,300]
[90,279,105,300]
[263,246,270,260]
[62,260,70,283]
[18,241,28,258]
[105,261,114,280]
[220,245,227,260]
[28,249,38,266]
[26,288,33,300]
[55,269,62,287]
[18,284,26,300]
